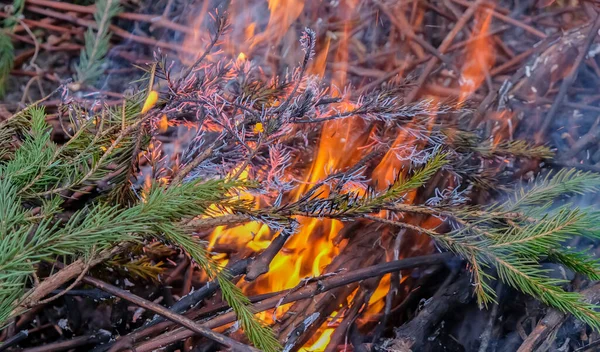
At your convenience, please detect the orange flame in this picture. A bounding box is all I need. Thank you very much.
[177,0,492,348]
[251,0,305,49]
[299,328,335,352]
[458,9,495,106]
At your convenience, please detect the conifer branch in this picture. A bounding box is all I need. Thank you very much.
[75,0,121,85]
[0,32,13,98]
[0,0,22,97]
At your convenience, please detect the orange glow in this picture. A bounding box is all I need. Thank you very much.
[157,114,169,133]
[176,1,474,349]
[253,122,264,134]
[251,0,305,49]
[458,9,495,106]
[299,328,335,352]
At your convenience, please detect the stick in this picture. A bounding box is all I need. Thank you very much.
[451,0,546,38]
[324,284,374,352]
[25,0,193,34]
[20,332,111,352]
[377,1,456,70]
[134,252,454,352]
[518,281,600,352]
[81,274,259,352]
[94,259,251,352]
[389,273,471,350]
[0,330,28,352]
[25,6,193,55]
[478,282,503,352]
[245,231,292,281]
[16,245,126,316]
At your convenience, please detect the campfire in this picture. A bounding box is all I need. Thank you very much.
[2,1,600,352]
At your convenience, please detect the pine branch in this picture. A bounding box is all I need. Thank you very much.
[474,140,554,159]
[3,0,25,29]
[508,169,600,210]
[0,0,23,97]
[429,170,600,328]
[158,223,281,352]
[108,256,165,282]
[548,249,600,281]
[493,254,600,331]
[74,0,121,85]
[0,32,13,98]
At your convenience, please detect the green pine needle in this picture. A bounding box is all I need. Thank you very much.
[433,169,600,328]
[75,0,121,85]
[0,32,14,98]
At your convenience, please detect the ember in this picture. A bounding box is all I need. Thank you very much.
[3,1,600,352]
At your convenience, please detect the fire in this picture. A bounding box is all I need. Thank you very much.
[458,9,495,106]
[299,328,334,352]
[237,52,247,63]
[251,0,305,49]
[141,90,158,114]
[157,114,169,133]
[177,0,499,349]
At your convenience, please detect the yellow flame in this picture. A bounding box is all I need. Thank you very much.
[253,122,264,134]
[237,52,247,64]
[299,328,335,352]
[142,91,159,114]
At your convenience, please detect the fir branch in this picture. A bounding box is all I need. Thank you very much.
[0,32,13,98]
[352,169,600,327]
[548,249,600,281]
[3,0,25,29]
[218,276,281,352]
[474,140,554,159]
[431,171,600,327]
[508,169,600,210]
[109,257,165,282]
[489,207,586,257]
[493,254,600,331]
[295,151,449,218]
[75,0,121,85]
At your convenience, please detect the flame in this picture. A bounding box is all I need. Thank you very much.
[237,52,247,64]
[251,0,305,49]
[141,90,158,114]
[299,328,335,352]
[157,114,169,133]
[458,9,495,106]
[176,0,503,348]
[253,122,264,134]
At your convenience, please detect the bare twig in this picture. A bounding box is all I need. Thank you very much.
[0,330,29,352]
[20,332,111,352]
[134,252,454,351]
[81,274,259,352]
[518,282,600,352]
